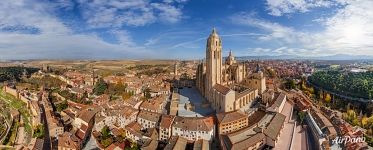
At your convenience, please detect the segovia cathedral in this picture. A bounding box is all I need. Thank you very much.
[196,28,266,112]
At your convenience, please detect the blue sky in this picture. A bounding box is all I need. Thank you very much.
[0,0,372,59]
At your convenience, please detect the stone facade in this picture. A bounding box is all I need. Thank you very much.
[196,29,264,112]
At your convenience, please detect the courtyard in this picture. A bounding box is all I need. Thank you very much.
[177,87,214,117]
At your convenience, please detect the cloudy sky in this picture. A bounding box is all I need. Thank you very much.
[0,0,372,60]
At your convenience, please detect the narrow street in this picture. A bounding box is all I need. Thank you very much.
[40,104,51,150]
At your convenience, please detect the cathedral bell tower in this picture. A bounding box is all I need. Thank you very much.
[206,28,222,94]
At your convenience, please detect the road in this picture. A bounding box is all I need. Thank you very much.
[292,125,308,150]
[273,101,295,150]
[40,104,51,150]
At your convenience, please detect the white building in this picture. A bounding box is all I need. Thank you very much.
[137,110,161,129]
[171,116,215,141]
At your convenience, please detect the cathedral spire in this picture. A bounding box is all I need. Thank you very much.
[210,27,219,37]
[256,63,261,73]
[229,50,232,57]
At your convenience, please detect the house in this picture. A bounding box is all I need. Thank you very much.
[216,111,248,134]
[159,115,176,141]
[139,95,167,113]
[137,110,161,129]
[57,132,81,150]
[171,116,215,141]
[164,136,188,150]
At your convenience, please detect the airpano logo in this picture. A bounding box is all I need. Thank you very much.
[332,136,365,144]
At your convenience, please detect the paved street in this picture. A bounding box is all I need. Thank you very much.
[293,125,308,150]
[273,101,295,150]
[83,134,100,150]
[40,104,51,150]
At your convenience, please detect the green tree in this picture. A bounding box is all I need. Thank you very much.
[143,87,151,99]
[101,138,113,148]
[298,111,306,126]
[101,125,111,139]
[285,79,296,89]
[94,78,108,95]
[33,124,44,138]
[56,100,68,112]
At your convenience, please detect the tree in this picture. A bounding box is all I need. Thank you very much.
[122,92,132,100]
[362,115,368,128]
[101,138,113,148]
[298,111,306,126]
[324,93,332,104]
[285,79,296,89]
[143,88,151,99]
[56,100,68,112]
[94,78,108,95]
[101,125,111,139]
[267,69,276,78]
[33,124,44,138]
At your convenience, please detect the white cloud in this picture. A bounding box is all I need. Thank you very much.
[265,0,338,16]
[77,0,187,28]
[0,0,157,60]
[0,33,151,59]
[152,3,183,23]
[232,0,373,56]
[231,12,305,44]
[0,0,70,34]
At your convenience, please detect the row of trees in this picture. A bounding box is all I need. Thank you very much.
[0,67,39,82]
[309,70,373,99]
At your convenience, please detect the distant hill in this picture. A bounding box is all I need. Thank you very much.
[237,54,373,60]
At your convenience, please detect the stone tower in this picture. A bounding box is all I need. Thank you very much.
[205,28,222,96]
[174,62,178,76]
[225,50,236,65]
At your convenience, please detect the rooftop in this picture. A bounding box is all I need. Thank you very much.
[216,111,247,124]
[173,116,214,132]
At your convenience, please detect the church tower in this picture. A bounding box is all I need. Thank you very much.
[174,62,178,76]
[206,28,222,95]
[226,50,236,65]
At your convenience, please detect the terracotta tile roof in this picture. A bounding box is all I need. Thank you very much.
[160,115,175,129]
[75,129,85,140]
[105,143,120,150]
[80,124,88,132]
[216,111,247,124]
[140,97,164,112]
[173,116,214,132]
[247,110,266,127]
[144,128,158,140]
[137,110,161,122]
[58,132,80,150]
[227,133,265,150]
[125,122,143,137]
[263,113,286,140]
[141,139,159,150]
[164,136,187,150]
[77,108,97,123]
[213,84,231,95]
